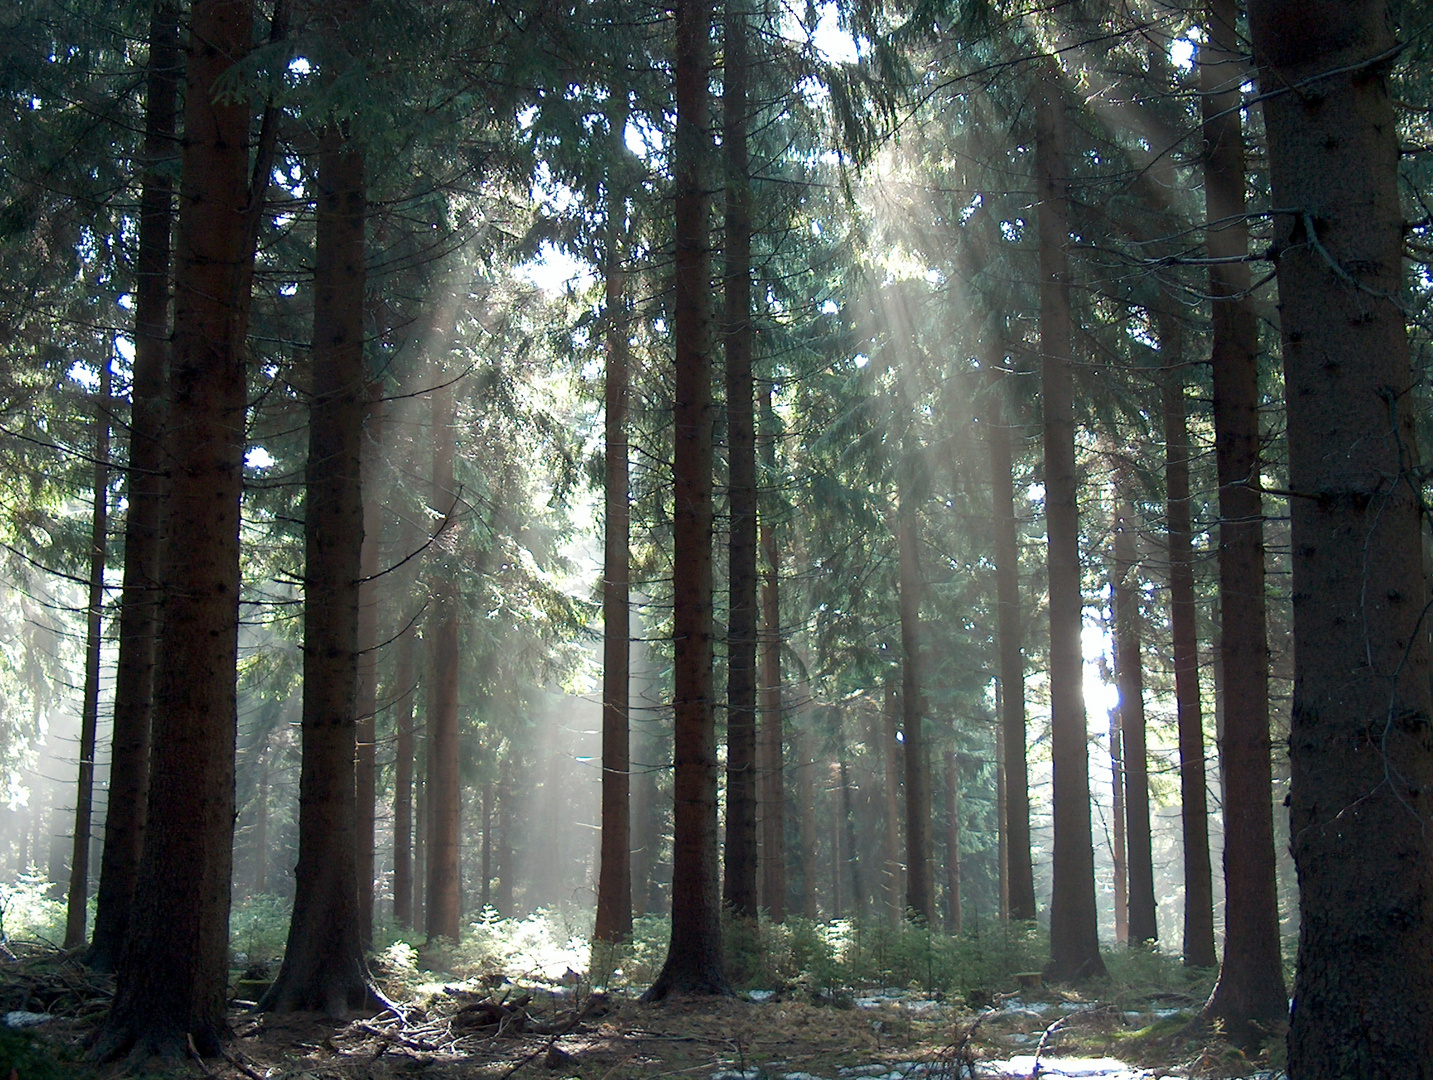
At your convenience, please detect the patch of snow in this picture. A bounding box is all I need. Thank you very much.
[5,1011,50,1029]
[984,1057,1148,1079]
[748,989,777,1002]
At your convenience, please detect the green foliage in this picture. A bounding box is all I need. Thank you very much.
[0,872,64,944]
[229,892,293,967]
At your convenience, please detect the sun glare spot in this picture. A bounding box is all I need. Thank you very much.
[1170,37,1195,70]
[246,446,276,470]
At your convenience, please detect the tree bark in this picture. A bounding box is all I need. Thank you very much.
[1110,710,1128,945]
[94,0,254,1057]
[1037,78,1105,983]
[392,521,420,928]
[722,0,758,920]
[794,726,817,918]
[644,0,727,997]
[253,744,269,894]
[66,357,110,950]
[88,0,178,974]
[1248,1,1433,1071]
[883,681,904,924]
[1160,333,1217,969]
[984,364,1036,921]
[1199,0,1288,1041]
[355,396,385,951]
[596,138,633,942]
[260,120,373,1014]
[758,517,785,919]
[943,748,961,934]
[1114,494,1157,945]
[426,382,462,942]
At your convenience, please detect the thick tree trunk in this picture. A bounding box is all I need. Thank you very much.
[1160,337,1217,969]
[89,0,178,974]
[1247,1,1433,1072]
[426,383,462,942]
[260,123,373,1014]
[722,0,758,919]
[643,0,728,1000]
[1114,495,1157,945]
[596,155,633,943]
[355,396,385,951]
[898,504,932,923]
[1199,0,1287,1042]
[1036,80,1105,983]
[984,365,1036,921]
[758,517,785,919]
[66,358,111,950]
[94,0,254,1057]
[943,748,961,934]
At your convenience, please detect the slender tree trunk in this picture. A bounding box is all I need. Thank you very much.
[839,755,862,920]
[253,746,269,894]
[1037,78,1105,982]
[722,0,758,919]
[1200,0,1287,1041]
[984,364,1036,921]
[496,756,515,917]
[1110,709,1128,945]
[596,140,633,943]
[794,726,817,918]
[259,111,374,1013]
[996,734,1009,919]
[644,0,728,998]
[883,682,904,925]
[828,762,843,919]
[480,780,493,911]
[89,0,178,974]
[1114,494,1157,944]
[426,383,462,942]
[95,0,255,1056]
[758,517,785,919]
[66,358,110,950]
[355,396,385,951]
[943,748,961,935]
[413,763,425,928]
[898,504,932,923]
[1247,1,1433,1071]
[392,525,420,928]
[1160,326,1217,968]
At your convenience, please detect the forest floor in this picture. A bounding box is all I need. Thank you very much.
[0,946,1285,1080]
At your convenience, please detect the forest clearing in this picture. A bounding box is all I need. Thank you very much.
[4,0,1432,1075]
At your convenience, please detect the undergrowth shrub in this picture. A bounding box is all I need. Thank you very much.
[0,872,65,944]
[229,892,292,966]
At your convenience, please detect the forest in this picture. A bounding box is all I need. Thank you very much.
[1,0,1431,1076]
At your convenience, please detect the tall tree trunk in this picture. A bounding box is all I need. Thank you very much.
[1114,494,1157,944]
[1199,0,1287,1042]
[89,0,178,974]
[413,762,426,927]
[1248,1,1433,1070]
[794,726,817,918]
[480,779,493,911]
[828,762,843,919]
[883,682,904,924]
[253,745,269,894]
[839,755,862,920]
[758,517,785,919]
[943,748,961,934]
[392,524,420,928]
[984,364,1036,921]
[898,503,932,922]
[259,112,374,1013]
[95,0,255,1056]
[66,357,110,950]
[354,396,385,951]
[996,733,1009,919]
[426,382,462,942]
[644,0,728,999]
[1110,710,1128,945]
[496,756,515,917]
[1037,78,1105,982]
[722,0,758,920]
[596,141,633,943]
[1160,324,1217,969]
